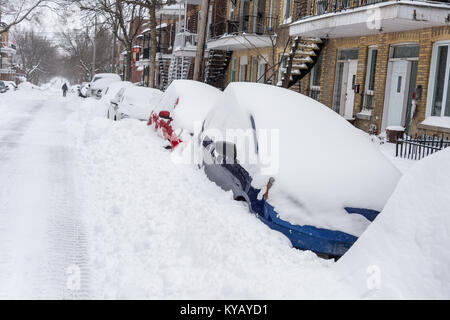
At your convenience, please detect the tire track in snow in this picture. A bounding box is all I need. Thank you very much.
[0,95,90,299]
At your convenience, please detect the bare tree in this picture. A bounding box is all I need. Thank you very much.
[13,28,59,84]
[0,0,49,33]
[74,0,145,81]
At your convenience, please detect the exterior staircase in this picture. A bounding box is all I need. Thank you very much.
[166,56,193,90]
[157,55,171,90]
[204,49,232,90]
[280,37,325,89]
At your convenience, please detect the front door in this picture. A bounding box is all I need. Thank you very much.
[343,60,358,119]
[387,60,409,127]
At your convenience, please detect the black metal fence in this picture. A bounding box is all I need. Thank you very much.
[396,135,450,160]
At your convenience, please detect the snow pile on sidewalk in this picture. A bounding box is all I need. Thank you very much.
[67,103,352,299]
[335,148,450,299]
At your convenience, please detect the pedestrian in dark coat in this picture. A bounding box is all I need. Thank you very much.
[62,83,68,97]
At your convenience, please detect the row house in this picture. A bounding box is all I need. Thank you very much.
[136,1,204,89]
[203,0,450,139]
[0,23,17,82]
[289,0,450,138]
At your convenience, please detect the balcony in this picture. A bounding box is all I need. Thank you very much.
[290,0,450,38]
[0,42,17,55]
[173,31,198,57]
[207,15,278,51]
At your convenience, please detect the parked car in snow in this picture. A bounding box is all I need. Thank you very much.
[0,81,8,93]
[79,82,90,98]
[108,85,162,121]
[197,83,401,257]
[4,81,17,91]
[70,84,80,94]
[88,73,121,98]
[147,80,222,149]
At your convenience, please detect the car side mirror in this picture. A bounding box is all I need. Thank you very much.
[214,141,237,163]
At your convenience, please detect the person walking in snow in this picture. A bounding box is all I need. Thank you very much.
[62,83,68,97]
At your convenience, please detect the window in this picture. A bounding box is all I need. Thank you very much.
[250,56,258,82]
[338,49,358,60]
[239,56,248,81]
[228,0,235,19]
[363,47,378,110]
[231,58,237,82]
[283,0,292,21]
[257,60,266,83]
[310,52,323,87]
[429,43,450,117]
[392,45,419,59]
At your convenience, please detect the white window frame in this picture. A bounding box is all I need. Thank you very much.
[283,0,293,24]
[426,40,450,118]
[363,46,378,110]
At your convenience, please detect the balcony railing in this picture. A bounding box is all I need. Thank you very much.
[173,31,197,50]
[209,15,278,40]
[0,41,17,54]
[314,0,387,16]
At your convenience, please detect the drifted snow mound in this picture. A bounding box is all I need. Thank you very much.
[336,148,450,299]
[151,80,222,132]
[204,83,401,236]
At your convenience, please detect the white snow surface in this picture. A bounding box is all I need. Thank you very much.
[336,148,450,299]
[151,80,222,133]
[203,83,401,236]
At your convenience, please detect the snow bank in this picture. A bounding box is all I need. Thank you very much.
[151,80,222,133]
[335,148,450,299]
[204,83,401,236]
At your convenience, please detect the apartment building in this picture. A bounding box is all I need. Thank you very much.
[0,23,17,82]
[136,1,204,89]
[289,0,450,138]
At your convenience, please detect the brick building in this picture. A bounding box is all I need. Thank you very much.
[203,0,450,138]
[290,0,450,138]
[0,23,17,82]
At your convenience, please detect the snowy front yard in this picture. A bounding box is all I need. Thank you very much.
[0,85,449,299]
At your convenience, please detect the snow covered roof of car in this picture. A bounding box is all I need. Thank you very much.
[203,82,401,236]
[151,80,222,133]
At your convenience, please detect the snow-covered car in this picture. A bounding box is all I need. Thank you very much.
[0,81,7,93]
[4,81,17,91]
[147,80,222,149]
[198,83,401,257]
[109,85,162,121]
[79,82,90,98]
[70,84,80,93]
[89,73,121,98]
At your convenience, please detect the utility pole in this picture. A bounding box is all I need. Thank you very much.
[193,0,210,81]
[92,15,97,76]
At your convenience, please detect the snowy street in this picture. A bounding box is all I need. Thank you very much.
[0,91,88,299]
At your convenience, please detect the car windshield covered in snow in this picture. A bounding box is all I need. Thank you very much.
[200,83,401,239]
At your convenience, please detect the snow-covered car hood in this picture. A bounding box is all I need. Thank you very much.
[202,83,401,236]
[91,74,121,91]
